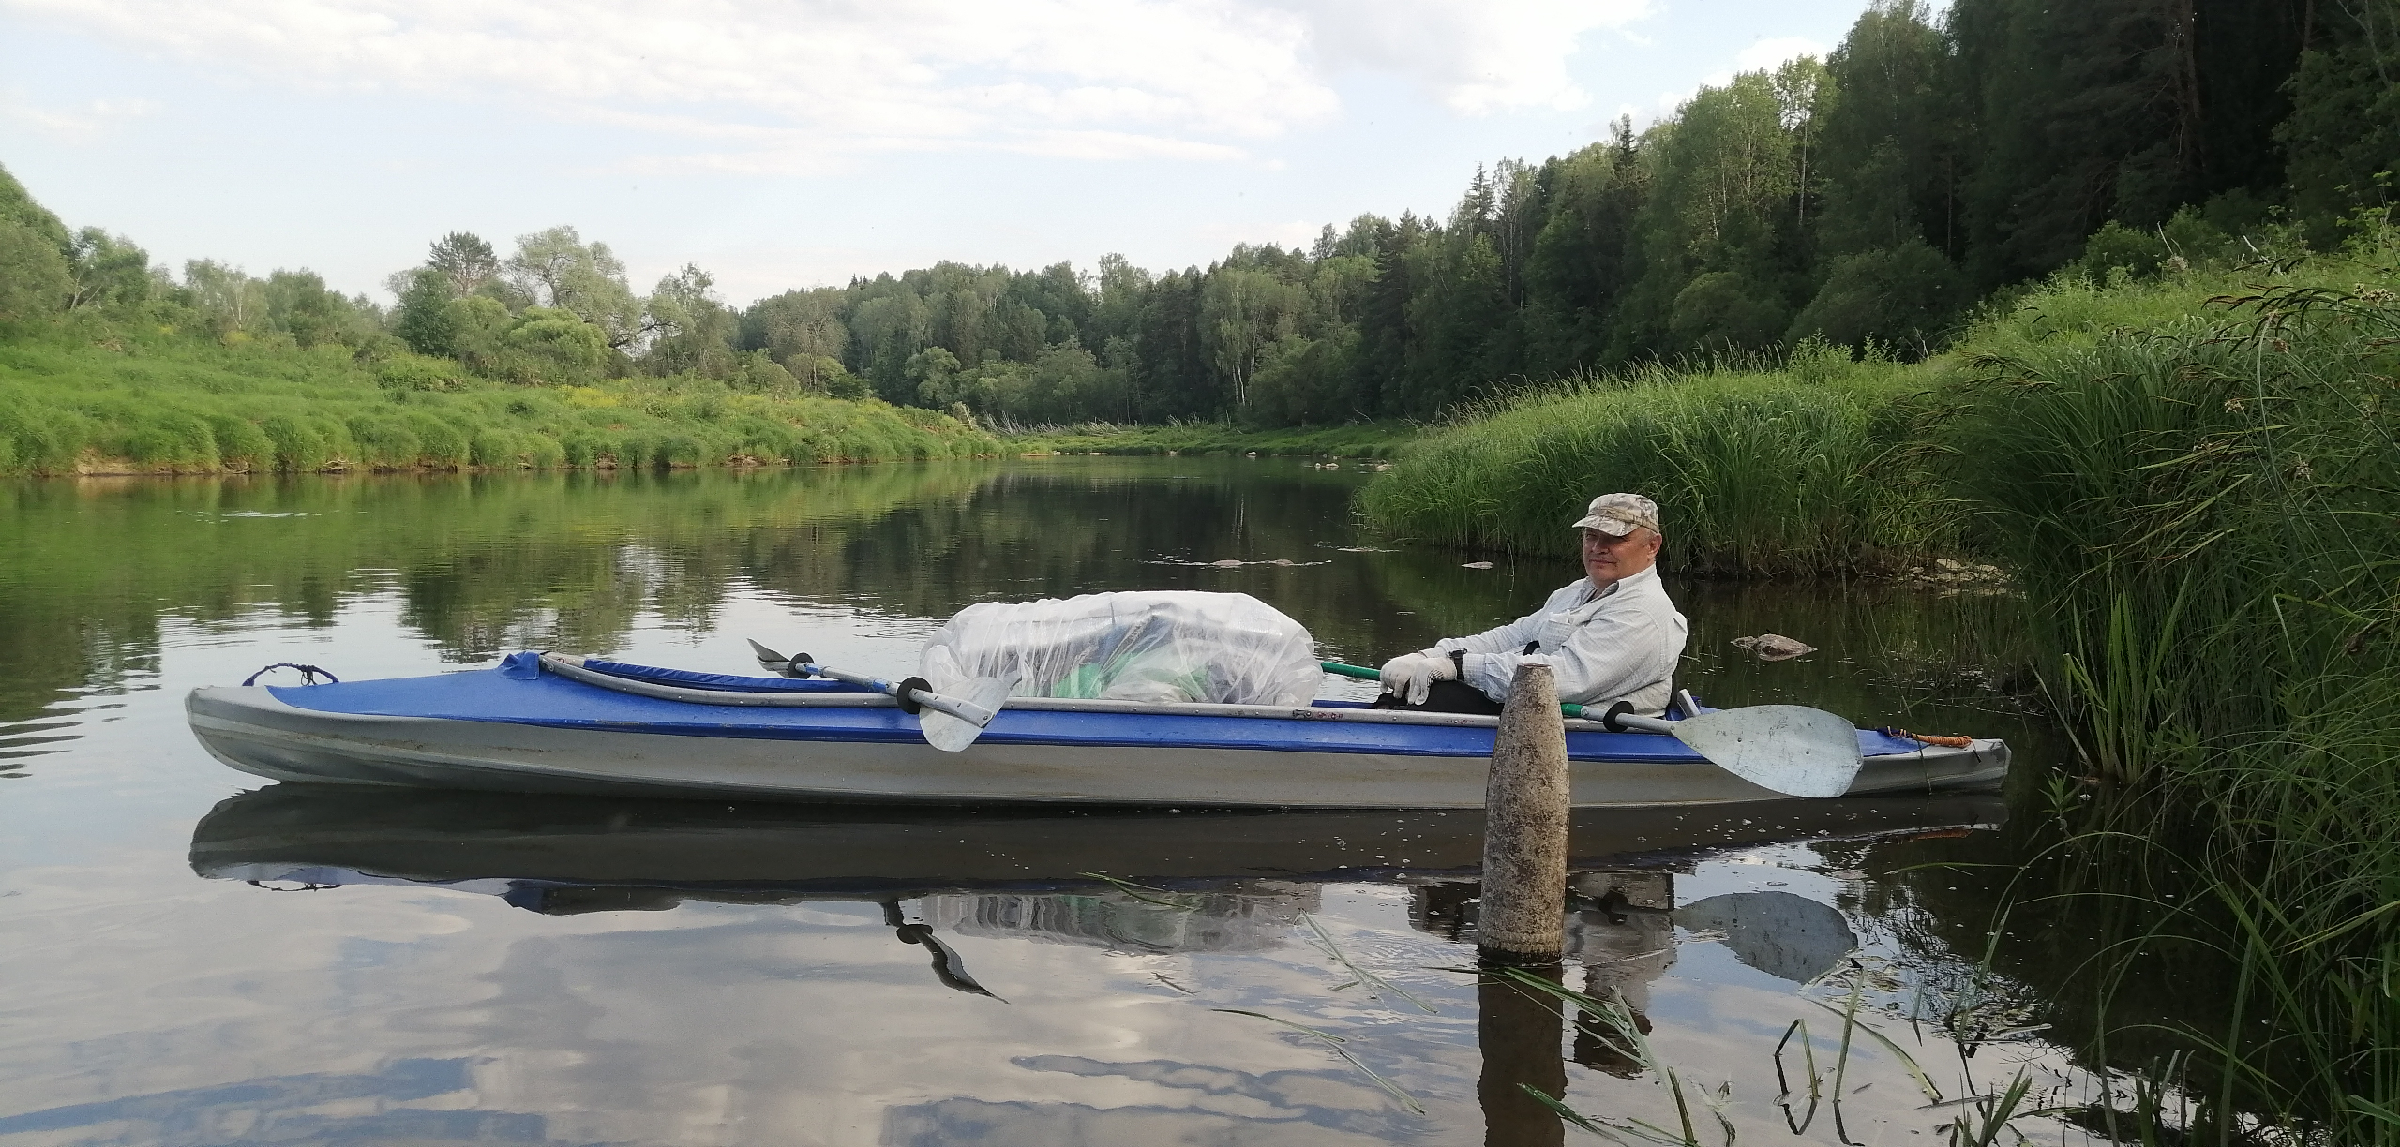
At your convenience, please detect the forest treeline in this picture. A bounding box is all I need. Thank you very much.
[3,0,2395,432]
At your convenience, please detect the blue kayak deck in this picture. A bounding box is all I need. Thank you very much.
[269,663,1930,761]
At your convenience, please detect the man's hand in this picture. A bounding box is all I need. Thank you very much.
[1378,650,1458,706]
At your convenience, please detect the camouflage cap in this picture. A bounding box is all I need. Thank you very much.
[1570,492,1661,536]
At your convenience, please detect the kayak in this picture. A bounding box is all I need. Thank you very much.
[185,652,2011,808]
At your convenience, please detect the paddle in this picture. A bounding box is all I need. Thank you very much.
[1319,659,1863,798]
[748,640,1013,753]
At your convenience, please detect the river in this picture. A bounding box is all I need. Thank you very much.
[0,457,2156,1145]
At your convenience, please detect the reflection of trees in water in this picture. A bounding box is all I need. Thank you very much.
[0,459,1431,740]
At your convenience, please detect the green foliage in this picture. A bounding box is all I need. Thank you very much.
[0,333,997,476]
[0,218,72,326]
[2276,4,2400,243]
[5,0,2391,440]
[1937,242,2400,1138]
[1360,355,1939,576]
[1014,420,1412,459]
[1787,240,1966,351]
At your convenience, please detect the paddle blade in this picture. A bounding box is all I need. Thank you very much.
[747,638,797,677]
[1670,705,1862,798]
[919,676,1014,753]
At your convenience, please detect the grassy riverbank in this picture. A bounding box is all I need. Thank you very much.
[1366,233,2400,1137]
[0,333,997,476]
[1952,250,2400,1138]
[1009,420,1412,458]
[1358,346,1947,575]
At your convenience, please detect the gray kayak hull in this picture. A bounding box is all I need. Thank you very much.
[188,685,2011,809]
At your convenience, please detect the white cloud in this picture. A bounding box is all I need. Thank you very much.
[0,92,158,138]
[1731,35,1826,73]
[1282,0,1654,114]
[1632,34,1827,126]
[0,0,1654,163]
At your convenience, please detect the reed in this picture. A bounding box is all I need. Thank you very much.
[0,335,999,475]
[1358,350,1951,576]
[1944,233,2400,1138]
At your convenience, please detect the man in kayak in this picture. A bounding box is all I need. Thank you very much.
[1375,492,1688,716]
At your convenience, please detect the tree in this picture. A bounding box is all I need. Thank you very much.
[427,232,500,298]
[0,218,70,324]
[1522,129,1646,376]
[262,269,360,348]
[66,229,152,312]
[743,288,849,368]
[392,267,461,357]
[1200,266,1300,412]
[1784,239,1965,352]
[505,226,642,348]
[0,162,71,255]
[500,307,610,383]
[905,346,964,407]
[2277,1,2400,238]
[644,264,738,378]
[1670,270,1788,351]
[183,260,267,338]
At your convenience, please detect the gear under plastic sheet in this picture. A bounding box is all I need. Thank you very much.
[920,591,1322,707]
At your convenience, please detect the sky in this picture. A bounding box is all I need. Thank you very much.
[0,0,1884,306]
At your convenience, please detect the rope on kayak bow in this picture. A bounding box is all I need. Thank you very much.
[1882,727,1974,749]
[242,663,340,686]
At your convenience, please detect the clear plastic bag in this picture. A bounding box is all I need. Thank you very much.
[920,591,1321,707]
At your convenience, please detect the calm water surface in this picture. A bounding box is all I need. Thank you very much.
[1,458,2140,1145]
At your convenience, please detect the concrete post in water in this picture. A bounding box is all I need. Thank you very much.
[1478,661,1569,964]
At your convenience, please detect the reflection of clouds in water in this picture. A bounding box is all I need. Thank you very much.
[0,1058,599,1146]
[0,864,1436,1146]
[0,847,2049,1146]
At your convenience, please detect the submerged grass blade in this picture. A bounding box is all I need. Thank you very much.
[1806,994,1945,1105]
[1212,1008,1427,1116]
[1302,912,1439,1015]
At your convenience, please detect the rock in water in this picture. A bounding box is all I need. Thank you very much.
[1731,633,1815,661]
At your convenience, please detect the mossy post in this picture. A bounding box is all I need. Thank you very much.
[1479,661,1569,965]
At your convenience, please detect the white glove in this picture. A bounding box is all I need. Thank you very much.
[1379,650,1459,706]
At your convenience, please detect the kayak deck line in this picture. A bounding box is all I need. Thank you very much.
[543,651,1630,732]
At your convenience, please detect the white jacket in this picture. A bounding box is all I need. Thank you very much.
[1427,566,1688,715]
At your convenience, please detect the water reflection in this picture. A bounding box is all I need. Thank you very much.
[2,459,2099,1145]
[164,783,2013,1143]
[191,784,2007,899]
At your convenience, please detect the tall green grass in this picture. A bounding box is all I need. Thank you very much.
[1942,237,2400,1139]
[1359,346,1952,575]
[1359,236,2400,1134]
[0,335,998,475]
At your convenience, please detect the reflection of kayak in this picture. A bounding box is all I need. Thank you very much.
[188,783,2008,901]
[185,656,2010,808]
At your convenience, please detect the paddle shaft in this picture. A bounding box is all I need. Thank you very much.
[799,662,999,726]
[1320,660,1590,720]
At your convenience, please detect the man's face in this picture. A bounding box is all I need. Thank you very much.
[1581,527,1661,591]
